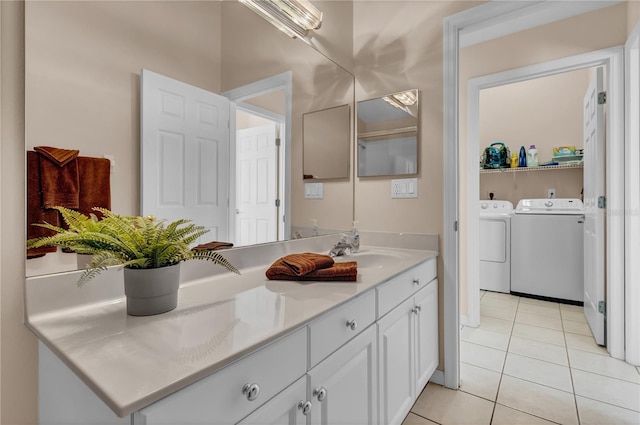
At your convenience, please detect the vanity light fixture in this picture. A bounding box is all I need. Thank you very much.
[240,0,323,39]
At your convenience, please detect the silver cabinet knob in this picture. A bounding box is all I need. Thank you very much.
[298,400,312,416]
[412,307,420,315]
[416,304,422,312]
[346,320,357,331]
[413,278,421,285]
[313,386,327,401]
[545,200,553,208]
[242,383,260,401]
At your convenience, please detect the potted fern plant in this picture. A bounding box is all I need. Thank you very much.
[27,207,239,316]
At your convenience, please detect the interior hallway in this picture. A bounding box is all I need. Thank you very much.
[402,291,640,425]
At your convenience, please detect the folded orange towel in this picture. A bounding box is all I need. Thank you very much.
[266,258,357,282]
[192,241,234,251]
[281,253,334,276]
[34,146,79,167]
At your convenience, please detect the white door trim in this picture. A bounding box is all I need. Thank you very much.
[223,71,292,241]
[625,21,640,366]
[467,47,625,358]
[443,1,628,388]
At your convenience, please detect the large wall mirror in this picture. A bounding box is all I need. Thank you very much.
[25,1,355,277]
[357,89,419,177]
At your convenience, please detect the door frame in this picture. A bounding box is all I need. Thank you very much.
[465,48,624,351]
[625,21,640,366]
[443,1,628,389]
[223,71,292,242]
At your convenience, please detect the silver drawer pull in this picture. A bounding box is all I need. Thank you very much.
[413,278,421,285]
[242,383,260,401]
[346,320,358,331]
[313,386,327,401]
[298,400,312,415]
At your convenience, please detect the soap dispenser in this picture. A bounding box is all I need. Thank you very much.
[351,221,360,253]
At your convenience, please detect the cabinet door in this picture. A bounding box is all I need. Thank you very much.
[414,279,439,392]
[308,325,377,425]
[237,377,309,425]
[377,297,415,425]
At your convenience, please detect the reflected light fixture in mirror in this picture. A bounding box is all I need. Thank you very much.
[357,89,419,177]
[239,0,323,38]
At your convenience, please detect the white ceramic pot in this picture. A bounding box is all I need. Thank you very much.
[123,263,181,316]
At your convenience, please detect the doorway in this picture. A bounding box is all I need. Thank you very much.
[442,1,630,390]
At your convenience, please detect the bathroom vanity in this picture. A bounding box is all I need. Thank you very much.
[26,235,438,425]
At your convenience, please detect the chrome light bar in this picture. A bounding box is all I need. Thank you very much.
[240,0,323,39]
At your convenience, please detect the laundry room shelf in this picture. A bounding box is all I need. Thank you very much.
[479,163,583,174]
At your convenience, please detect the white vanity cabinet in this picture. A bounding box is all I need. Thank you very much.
[377,266,438,425]
[308,324,378,425]
[236,377,309,425]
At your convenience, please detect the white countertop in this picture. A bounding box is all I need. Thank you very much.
[25,238,437,418]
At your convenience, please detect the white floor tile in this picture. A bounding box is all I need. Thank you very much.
[511,323,566,346]
[559,303,583,313]
[572,369,640,412]
[481,295,520,311]
[402,412,439,425]
[497,375,579,425]
[516,302,561,318]
[480,304,517,321]
[576,396,640,425]
[561,308,587,323]
[503,353,573,392]
[459,363,501,401]
[568,348,640,384]
[491,404,557,425]
[461,326,510,351]
[478,315,514,335]
[412,383,494,425]
[515,310,563,331]
[460,341,506,373]
[518,297,559,309]
[507,336,568,366]
[564,333,608,355]
[562,318,593,336]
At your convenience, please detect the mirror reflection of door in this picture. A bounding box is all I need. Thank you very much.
[233,90,286,247]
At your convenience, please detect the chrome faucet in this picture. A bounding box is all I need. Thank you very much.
[329,235,352,257]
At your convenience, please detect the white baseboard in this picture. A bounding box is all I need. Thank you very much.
[429,369,444,386]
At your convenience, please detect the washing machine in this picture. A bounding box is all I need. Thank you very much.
[511,198,584,303]
[479,200,513,293]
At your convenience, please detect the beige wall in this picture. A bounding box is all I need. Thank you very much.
[459,3,628,316]
[1,2,38,423]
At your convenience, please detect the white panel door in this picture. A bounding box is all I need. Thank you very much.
[377,297,415,425]
[308,325,378,425]
[141,69,230,242]
[583,67,606,345]
[236,123,278,246]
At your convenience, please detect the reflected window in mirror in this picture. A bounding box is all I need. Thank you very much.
[357,89,419,177]
[302,104,350,180]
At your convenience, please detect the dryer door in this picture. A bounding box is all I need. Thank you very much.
[479,219,507,263]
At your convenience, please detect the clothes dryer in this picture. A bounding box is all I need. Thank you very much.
[479,200,513,293]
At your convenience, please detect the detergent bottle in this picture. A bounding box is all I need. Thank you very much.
[518,146,527,167]
[527,144,539,167]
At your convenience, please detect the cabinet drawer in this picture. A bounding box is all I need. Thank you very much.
[377,258,437,318]
[309,290,376,367]
[138,327,307,425]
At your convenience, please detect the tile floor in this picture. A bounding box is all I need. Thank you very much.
[402,291,640,425]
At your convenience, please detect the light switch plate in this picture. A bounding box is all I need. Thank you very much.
[391,178,418,199]
[305,182,324,199]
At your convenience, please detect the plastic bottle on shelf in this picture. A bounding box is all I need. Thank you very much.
[518,146,527,167]
[510,153,518,168]
[527,144,539,167]
[311,219,318,237]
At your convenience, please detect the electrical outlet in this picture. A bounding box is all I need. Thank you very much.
[548,188,556,199]
[305,182,323,199]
